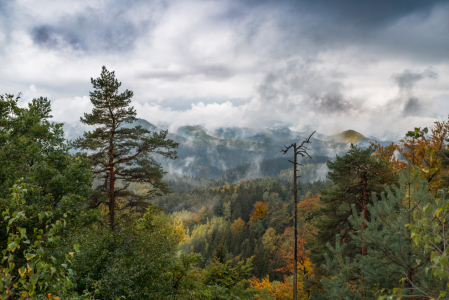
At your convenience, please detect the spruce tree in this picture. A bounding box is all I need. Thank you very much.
[308,144,396,290]
[73,66,178,230]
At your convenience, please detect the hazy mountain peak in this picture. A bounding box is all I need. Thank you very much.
[176,125,219,141]
[328,130,367,143]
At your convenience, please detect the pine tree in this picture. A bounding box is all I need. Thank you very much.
[73,66,178,230]
[308,144,396,290]
[318,167,439,299]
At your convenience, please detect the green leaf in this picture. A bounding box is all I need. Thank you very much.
[37,248,44,256]
[440,257,448,268]
[8,241,16,252]
[26,253,36,260]
[18,267,26,277]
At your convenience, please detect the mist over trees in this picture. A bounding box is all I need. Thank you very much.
[1,67,449,299]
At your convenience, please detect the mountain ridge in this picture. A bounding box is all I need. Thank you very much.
[58,119,394,179]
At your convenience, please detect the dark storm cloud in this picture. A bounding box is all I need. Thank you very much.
[21,0,449,66]
[232,0,449,63]
[0,1,10,15]
[29,0,166,53]
[257,60,355,115]
[403,96,423,117]
[240,0,445,28]
[392,68,438,91]
[390,68,439,117]
[32,25,85,50]
[308,83,353,114]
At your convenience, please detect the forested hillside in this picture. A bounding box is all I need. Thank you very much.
[62,118,393,180]
[2,68,449,299]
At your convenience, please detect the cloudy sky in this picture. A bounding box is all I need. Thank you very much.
[1,0,448,139]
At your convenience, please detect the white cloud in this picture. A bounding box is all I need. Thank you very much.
[0,0,448,140]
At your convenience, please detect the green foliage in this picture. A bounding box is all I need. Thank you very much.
[308,144,396,289]
[0,182,97,299]
[406,186,449,299]
[0,93,97,297]
[0,94,94,230]
[317,167,440,299]
[203,256,254,295]
[162,251,248,300]
[69,209,183,299]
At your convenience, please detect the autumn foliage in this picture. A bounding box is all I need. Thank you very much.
[249,275,293,300]
[371,119,449,192]
[252,195,320,299]
[250,201,269,223]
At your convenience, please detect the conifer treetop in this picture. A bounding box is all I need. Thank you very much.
[81,66,136,128]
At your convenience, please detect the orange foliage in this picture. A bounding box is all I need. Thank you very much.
[297,193,322,222]
[250,201,269,223]
[372,119,449,192]
[371,142,407,172]
[275,226,314,276]
[249,275,293,300]
[269,220,315,298]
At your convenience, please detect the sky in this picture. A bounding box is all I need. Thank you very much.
[1,0,448,140]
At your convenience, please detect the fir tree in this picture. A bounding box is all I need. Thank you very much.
[73,66,178,230]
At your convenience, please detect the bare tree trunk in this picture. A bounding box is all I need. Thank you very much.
[281,131,315,300]
[293,146,298,300]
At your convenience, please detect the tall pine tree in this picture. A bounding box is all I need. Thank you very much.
[308,144,396,291]
[74,66,178,230]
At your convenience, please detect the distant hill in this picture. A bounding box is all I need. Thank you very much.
[217,156,331,184]
[176,125,219,142]
[327,130,369,143]
[59,119,394,179]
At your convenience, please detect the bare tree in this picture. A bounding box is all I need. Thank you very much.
[281,131,315,300]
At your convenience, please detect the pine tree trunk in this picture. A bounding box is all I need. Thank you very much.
[361,172,368,257]
[293,146,297,300]
[407,269,413,291]
[109,167,115,231]
[109,134,115,231]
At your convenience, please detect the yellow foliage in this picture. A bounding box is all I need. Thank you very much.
[249,275,308,300]
[230,218,246,233]
[250,201,269,223]
[372,119,449,193]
